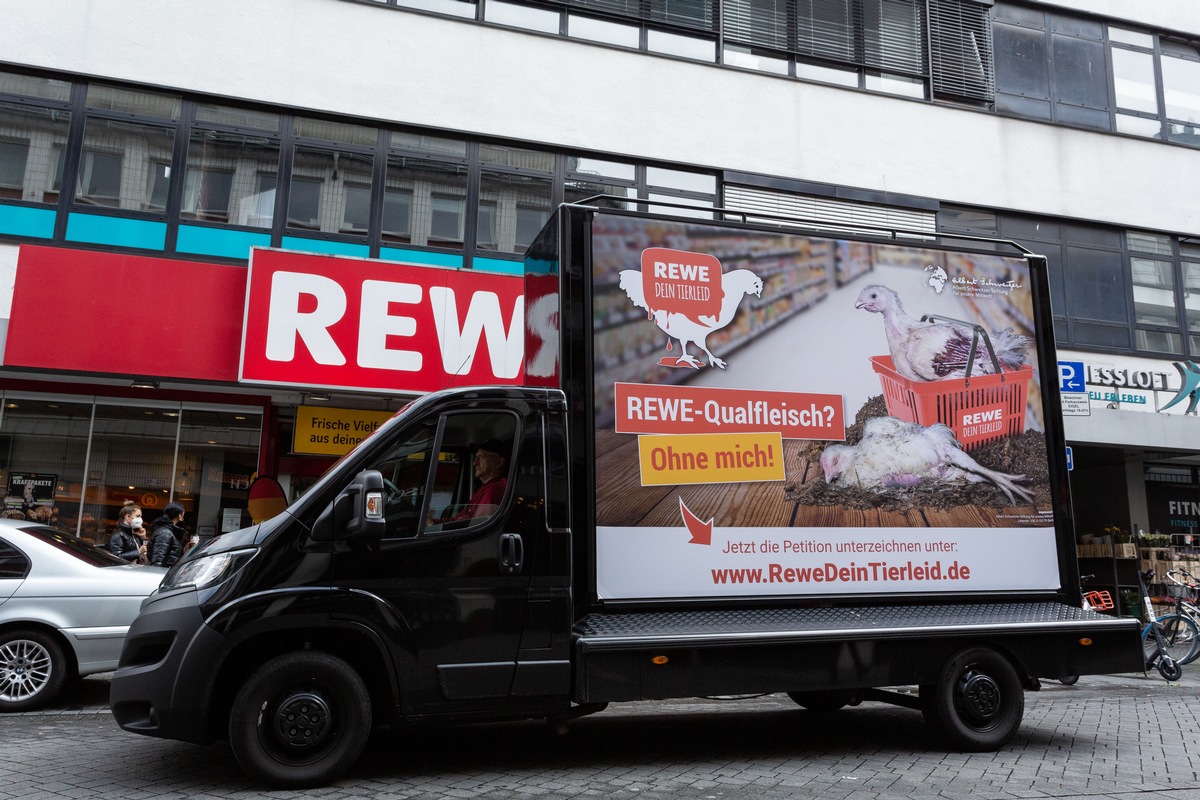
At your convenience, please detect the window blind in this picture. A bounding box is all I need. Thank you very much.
[929,0,995,102]
[723,184,937,236]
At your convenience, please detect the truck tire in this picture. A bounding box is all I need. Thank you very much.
[228,651,372,787]
[786,690,852,712]
[921,646,1023,751]
[0,629,69,712]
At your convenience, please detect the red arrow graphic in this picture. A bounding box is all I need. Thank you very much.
[679,497,713,546]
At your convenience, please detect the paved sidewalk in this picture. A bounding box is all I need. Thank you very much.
[6,669,1200,800]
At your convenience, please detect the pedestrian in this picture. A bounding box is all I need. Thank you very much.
[107,503,147,563]
[149,502,187,567]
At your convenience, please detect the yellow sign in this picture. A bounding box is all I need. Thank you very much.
[293,406,394,457]
[637,432,785,486]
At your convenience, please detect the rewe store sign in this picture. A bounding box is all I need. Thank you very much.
[240,250,525,393]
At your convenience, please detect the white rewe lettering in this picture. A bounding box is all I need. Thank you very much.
[962,409,1002,425]
[357,280,423,372]
[525,293,559,379]
[653,261,710,281]
[429,287,524,379]
[265,271,347,365]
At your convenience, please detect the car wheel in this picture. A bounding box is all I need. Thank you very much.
[228,651,372,788]
[0,629,70,712]
[921,646,1024,751]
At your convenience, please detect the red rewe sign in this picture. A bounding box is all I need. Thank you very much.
[240,250,525,393]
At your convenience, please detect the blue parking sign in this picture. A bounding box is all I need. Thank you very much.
[1065,446,1073,471]
[1058,360,1085,393]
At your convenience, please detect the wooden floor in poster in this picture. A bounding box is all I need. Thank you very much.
[595,429,1018,529]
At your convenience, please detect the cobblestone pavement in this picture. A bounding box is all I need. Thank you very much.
[5,672,1200,800]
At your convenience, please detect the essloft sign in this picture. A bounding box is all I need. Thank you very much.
[240,250,524,394]
[1084,361,1200,414]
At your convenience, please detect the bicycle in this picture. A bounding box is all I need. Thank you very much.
[1138,568,1184,681]
[1146,568,1200,666]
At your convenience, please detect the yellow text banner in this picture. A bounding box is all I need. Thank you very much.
[637,432,785,486]
[293,405,394,456]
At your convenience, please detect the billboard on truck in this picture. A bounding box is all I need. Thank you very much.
[585,211,1057,601]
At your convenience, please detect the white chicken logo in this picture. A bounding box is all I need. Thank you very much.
[619,247,763,369]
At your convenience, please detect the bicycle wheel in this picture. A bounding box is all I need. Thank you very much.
[1179,614,1200,666]
[1141,614,1200,665]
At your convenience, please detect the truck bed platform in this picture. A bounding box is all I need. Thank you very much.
[574,602,1136,648]
[569,602,1143,703]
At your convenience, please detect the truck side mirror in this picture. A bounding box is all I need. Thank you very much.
[309,469,387,542]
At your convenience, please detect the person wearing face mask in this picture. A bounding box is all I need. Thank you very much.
[107,503,147,563]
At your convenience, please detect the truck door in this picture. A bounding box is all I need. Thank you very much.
[328,401,565,715]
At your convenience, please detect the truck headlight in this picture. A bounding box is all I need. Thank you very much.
[160,549,255,592]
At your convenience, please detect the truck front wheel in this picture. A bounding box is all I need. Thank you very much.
[229,651,372,787]
[921,646,1023,751]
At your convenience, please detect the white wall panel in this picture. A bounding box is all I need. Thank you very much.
[1030,0,1200,34]
[1,0,1198,234]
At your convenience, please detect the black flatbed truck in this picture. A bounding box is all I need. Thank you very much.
[111,202,1142,787]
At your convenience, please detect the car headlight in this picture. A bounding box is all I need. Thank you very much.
[160,549,255,592]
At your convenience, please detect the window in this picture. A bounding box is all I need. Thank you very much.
[384,144,468,247]
[477,168,553,254]
[147,161,171,212]
[0,140,28,198]
[1128,231,1200,356]
[76,119,176,211]
[0,540,30,579]
[184,128,280,226]
[424,413,517,532]
[0,102,71,204]
[363,412,517,538]
[723,0,789,52]
[993,6,1109,129]
[240,173,277,229]
[287,147,374,237]
[342,184,372,233]
[430,195,465,244]
[182,167,235,222]
[516,205,547,250]
[477,200,497,249]
[1185,254,1200,356]
[76,148,123,207]
[382,188,413,242]
[1108,28,1200,145]
[928,0,994,104]
[565,156,636,206]
[287,174,322,230]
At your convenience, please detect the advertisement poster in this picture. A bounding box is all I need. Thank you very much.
[590,213,1059,600]
[3,472,57,523]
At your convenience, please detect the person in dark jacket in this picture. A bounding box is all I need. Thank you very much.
[149,502,187,567]
[107,504,146,563]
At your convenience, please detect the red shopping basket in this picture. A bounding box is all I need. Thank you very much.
[869,355,1032,450]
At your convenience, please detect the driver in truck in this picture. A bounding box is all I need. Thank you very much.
[432,438,510,524]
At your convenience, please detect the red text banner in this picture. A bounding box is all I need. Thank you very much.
[614,382,845,440]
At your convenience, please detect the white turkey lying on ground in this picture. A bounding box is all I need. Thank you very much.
[819,416,1034,505]
[854,284,1029,382]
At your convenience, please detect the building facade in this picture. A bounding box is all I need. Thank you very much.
[0,0,1197,552]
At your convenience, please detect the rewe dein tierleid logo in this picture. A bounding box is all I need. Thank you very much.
[618,247,762,369]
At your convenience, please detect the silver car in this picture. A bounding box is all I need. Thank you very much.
[0,518,165,711]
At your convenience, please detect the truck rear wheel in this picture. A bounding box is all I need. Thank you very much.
[921,646,1023,751]
[228,651,372,787]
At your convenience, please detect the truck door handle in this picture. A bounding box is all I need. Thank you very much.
[500,533,524,573]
